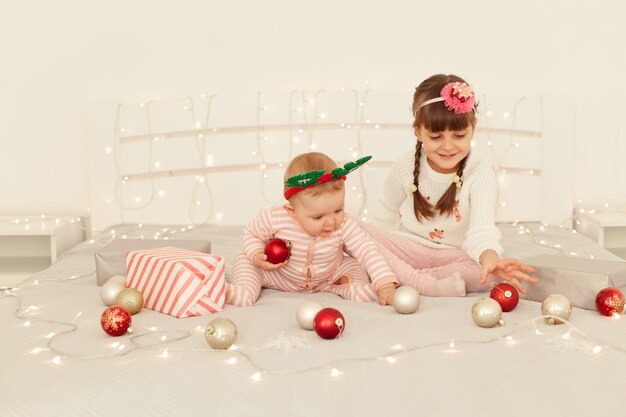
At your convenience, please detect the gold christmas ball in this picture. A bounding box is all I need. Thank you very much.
[115,288,144,315]
[541,294,572,325]
[205,317,238,350]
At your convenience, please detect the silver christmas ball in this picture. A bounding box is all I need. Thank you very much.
[471,298,503,328]
[101,280,126,306]
[205,317,238,349]
[541,294,572,325]
[107,275,127,286]
[296,300,324,330]
[392,286,420,314]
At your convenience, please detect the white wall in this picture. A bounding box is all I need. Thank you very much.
[2,0,625,216]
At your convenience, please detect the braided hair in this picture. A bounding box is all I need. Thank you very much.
[411,74,476,221]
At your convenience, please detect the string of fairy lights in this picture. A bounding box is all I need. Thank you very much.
[102,88,626,230]
[0,91,621,260]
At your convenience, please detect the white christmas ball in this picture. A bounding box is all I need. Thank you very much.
[107,275,127,286]
[101,280,126,306]
[541,294,572,325]
[471,298,503,328]
[296,300,324,330]
[392,286,420,314]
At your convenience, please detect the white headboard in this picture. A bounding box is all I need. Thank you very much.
[87,90,574,231]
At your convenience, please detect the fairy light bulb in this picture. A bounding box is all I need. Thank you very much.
[250,372,263,382]
[330,368,343,378]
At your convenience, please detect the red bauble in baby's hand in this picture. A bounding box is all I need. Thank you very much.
[313,308,345,339]
[490,283,519,312]
[264,238,292,264]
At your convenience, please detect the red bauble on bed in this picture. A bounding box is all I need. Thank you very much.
[264,238,292,264]
[100,305,132,336]
[490,283,519,312]
[313,308,345,339]
[595,287,625,317]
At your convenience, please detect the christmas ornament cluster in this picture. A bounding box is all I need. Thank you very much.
[470,283,624,328]
[97,267,623,350]
[100,275,144,336]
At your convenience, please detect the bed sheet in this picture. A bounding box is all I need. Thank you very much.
[1,223,625,417]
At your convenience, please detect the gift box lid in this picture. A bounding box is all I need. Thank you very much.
[521,255,626,310]
[98,239,211,253]
[523,254,626,276]
[95,239,212,286]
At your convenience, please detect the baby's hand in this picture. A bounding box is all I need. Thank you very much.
[377,283,397,306]
[253,253,287,271]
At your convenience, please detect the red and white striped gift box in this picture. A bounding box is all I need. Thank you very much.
[125,247,226,318]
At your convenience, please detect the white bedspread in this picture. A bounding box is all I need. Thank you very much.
[1,223,625,417]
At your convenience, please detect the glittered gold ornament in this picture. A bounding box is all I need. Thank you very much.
[392,286,420,314]
[115,288,144,315]
[541,294,572,325]
[205,318,238,349]
[296,301,324,330]
[471,298,503,328]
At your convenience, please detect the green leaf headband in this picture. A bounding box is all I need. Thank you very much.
[283,155,372,200]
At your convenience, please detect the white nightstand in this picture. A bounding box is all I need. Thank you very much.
[0,217,86,287]
[576,211,626,259]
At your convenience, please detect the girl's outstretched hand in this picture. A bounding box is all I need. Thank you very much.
[480,257,538,294]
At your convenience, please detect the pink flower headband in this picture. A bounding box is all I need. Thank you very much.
[418,82,476,115]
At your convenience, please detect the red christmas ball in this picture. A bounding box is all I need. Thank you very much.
[313,308,345,339]
[490,283,519,312]
[100,305,132,336]
[264,238,292,264]
[595,287,625,317]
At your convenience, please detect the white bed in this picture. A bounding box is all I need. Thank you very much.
[2,91,625,416]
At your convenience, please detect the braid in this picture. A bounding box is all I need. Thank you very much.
[412,142,435,221]
[435,155,468,217]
